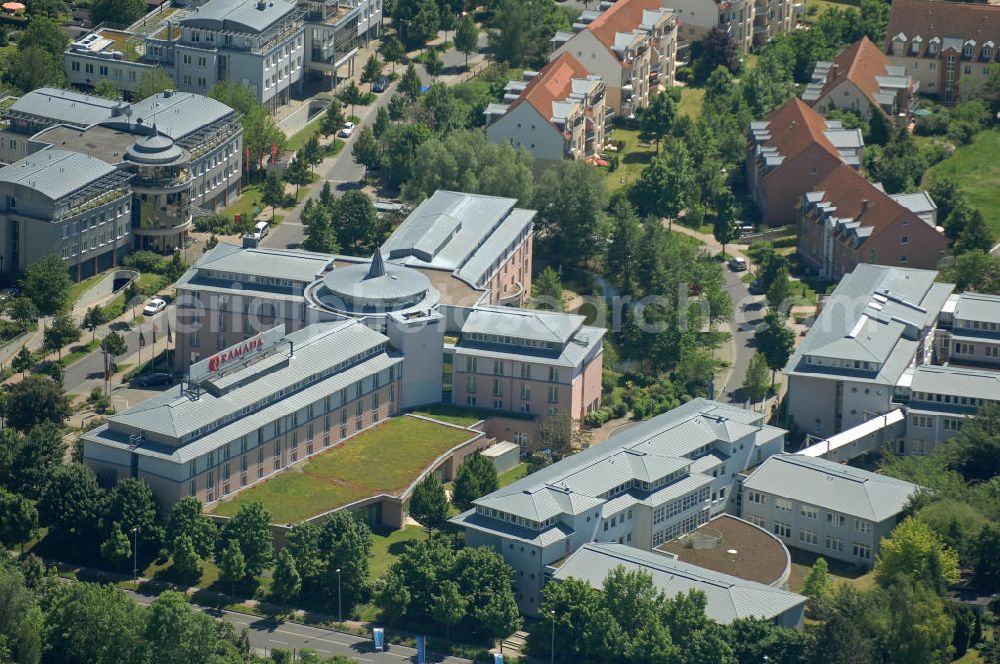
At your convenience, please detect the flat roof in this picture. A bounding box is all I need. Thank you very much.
[954,292,1000,325]
[0,149,117,201]
[32,124,139,164]
[181,0,296,33]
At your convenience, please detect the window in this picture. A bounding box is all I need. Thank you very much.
[520,364,531,379]
[775,497,793,512]
[493,360,504,376]
[747,491,765,504]
[773,522,792,538]
[827,513,845,527]
[900,235,909,245]
[825,536,844,552]
[800,505,818,520]
[547,386,559,404]
[963,43,974,57]
[853,542,872,560]
[799,529,819,545]
[855,519,871,534]
[548,367,559,382]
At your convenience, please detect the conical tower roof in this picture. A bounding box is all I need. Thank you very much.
[366,247,385,279]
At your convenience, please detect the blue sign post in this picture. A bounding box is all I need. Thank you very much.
[416,635,425,664]
[494,653,504,664]
[373,627,384,651]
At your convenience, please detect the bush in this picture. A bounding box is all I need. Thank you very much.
[947,120,979,145]
[675,66,693,83]
[771,234,798,249]
[194,213,235,234]
[122,250,164,273]
[584,410,609,428]
[914,112,950,137]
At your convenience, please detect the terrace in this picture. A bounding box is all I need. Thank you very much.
[211,414,479,524]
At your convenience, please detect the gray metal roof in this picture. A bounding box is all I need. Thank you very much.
[123,92,236,142]
[742,453,919,522]
[107,320,389,443]
[187,242,333,284]
[909,365,1000,401]
[8,87,120,128]
[785,265,954,385]
[461,306,584,345]
[0,149,116,201]
[453,323,605,369]
[322,261,431,304]
[954,292,1000,325]
[552,543,806,624]
[452,510,574,547]
[473,399,784,521]
[384,191,534,283]
[890,191,937,220]
[181,0,296,33]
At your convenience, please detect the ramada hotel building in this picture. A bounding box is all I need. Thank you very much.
[82,191,605,512]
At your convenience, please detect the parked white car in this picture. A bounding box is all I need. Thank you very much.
[143,297,167,315]
[253,221,270,241]
[728,257,748,272]
[338,121,356,138]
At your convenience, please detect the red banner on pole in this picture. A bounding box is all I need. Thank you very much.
[272,142,278,162]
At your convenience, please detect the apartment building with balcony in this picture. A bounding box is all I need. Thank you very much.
[797,164,946,279]
[740,454,919,567]
[885,0,1000,103]
[803,37,916,121]
[485,54,607,165]
[669,0,791,52]
[550,0,679,117]
[750,0,794,47]
[935,292,1000,369]
[452,398,787,613]
[302,0,382,89]
[65,0,306,111]
[746,98,864,225]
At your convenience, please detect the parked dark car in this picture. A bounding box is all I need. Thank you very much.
[133,372,173,387]
[372,77,390,93]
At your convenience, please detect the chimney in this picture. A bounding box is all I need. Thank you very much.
[860,199,871,214]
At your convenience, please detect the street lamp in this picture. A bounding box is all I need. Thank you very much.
[130,526,140,590]
[550,610,556,664]
[336,568,342,623]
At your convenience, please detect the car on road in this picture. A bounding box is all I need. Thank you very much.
[0,287,20,300]
[133,372,173,387]
[143,297,167,315]
[372,77,390,93]
[728,256,748,272]
[338,121,356,138]
[253,221,270,241]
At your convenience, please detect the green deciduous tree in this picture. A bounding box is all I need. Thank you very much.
[11,422,65,498]
[532,266,564,311]
[6,375,70,433]
[534,160,608,268]
[216,500,273,578]
[382,36,406,74]
[630,139,694,226]
[44,582,146,664]
[261,171,285,222]
[640,89,679,152]
[954,205,994,255]
[12,345,32,377]
[452,452,499,512]
[23,254,71,316]
[362,54,383,92]
[219,539,247,593]
[38,464,105,555]
[83,306,106,343]
[320,102,346,139]
[942,402,1000,483]
[939,250,1000,293]
[863,125,926,194]
[742,351,770,405]
[488,0,568,68]
[875,517,960,594]
[166,496,217,559]
[973,524,1000,593]
[399,63,422,101]
[802,557,831,619]
[303,200,340,254]
[0,487,38,553]
[92,80,124,101]
[430,579,466,639]
[283,156,311,198]
[9,297,39,333]
[409,475,448,531]
[351,126,382,177]
[373,106,391,139]
[271,549,302,608]
[106,478,161,552]
[0,564,43,664]
[135,68,175,102]
[765,262,793,313]
[333,189,379,251]
[43,312,81,360]
[91,0,146,27]
[101,526,132,571]
[319,511,372,611]
[340,80,365,117]
[712,191,739,257]
[455,14,479,67]
[756,309,795,386]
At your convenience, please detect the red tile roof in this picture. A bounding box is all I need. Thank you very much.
[759,98,840,178]
[819,37,899,111]
[507,52,591,125]
[886,0,1000,60]
[588,0,665,51]
[811,164,932,246]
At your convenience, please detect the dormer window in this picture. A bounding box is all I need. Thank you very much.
[983,43,994,59]
[963,41,975,57]
[911,36,922,55]
[928,39,939,56]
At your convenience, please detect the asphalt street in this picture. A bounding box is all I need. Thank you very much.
[720,265,764,404]
[124,589,473,663]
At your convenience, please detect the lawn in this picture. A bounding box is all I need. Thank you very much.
[498,462,530,488]
[224,183,263,224]
[212,416,475,523]
[410,403,491,427]
[923,128,1000,238]
[605,128,656,192]
[787,548,875,593]
[370,524,428,579]
[678,87,704,118]
[70,271,110,304]
[801,0,857,23]
[285,118,326,153]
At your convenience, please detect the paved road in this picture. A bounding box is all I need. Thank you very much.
[720,266,763,404]
[124,589,473,663]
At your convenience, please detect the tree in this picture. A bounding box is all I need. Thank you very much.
[106,478,161,551]
[373,106,391,139]
[640,90,678,152]
[884,577,954,664]
[340,80,365,117]
[630,139,694,226]
[712,191,739,257]
[12,346,32,377]
[8,46,64,91]
[863,126,926,194]
[320,512,372,611]
[219,539,247,594]
[409,475,449,531]
[954,205,994,255]
[44,582,146,664]
[166,497,217,559]
[431,579,466,638]
[695,31,742,82]
[83,306,106,342]
[0,565,43,664]
[38,464,105,549]
[6,375,70,433]
[283,156,311,198]
[452,452,499,512]
[742,351,770,405]
[145,590,235,664]
[606,202,642,294]
[22,254,71,315]
[135,68,175,101]
[532,266,564,311]
[92,79,123,101]
[216,501,273,578]
[3,424,63,498]
[455,14,479,67]
[534,160,608,268]
[875,517,960,594]
[756,309,795,386]
[43,312,81,360]
[765,262,793,313]
[0,487,38,553]
[9,297,38,332]
[373,569,411,624]
[394,0,440,49]
[973,524,1000,592]
[400,63,422,101]
[536,409,584,459]
[802,557,832,619]
[333,190,379,250]
[261,171,285,222]
[488,0,568,68]
[271,549,302,608]
[173,532,206,580]
[351,126,382,177]
[101,330,128,376]
[302,135,324,174]
[943,402,1000,482]
[91,0,146,27]
[319,102,345,139]
[101,526,133,571]
[303,201,340,254]
[382,36,406,74]
[362,54,383,92]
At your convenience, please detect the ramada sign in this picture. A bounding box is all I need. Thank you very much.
[208,335,264,372]
[189,324,286,383]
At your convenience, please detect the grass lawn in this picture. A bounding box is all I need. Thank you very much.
[801,0,857,23]
[678,87,705,119]
[70,271,110,303]
[605,128,656,192]
[923,128,1000,238]
[498,462,529,488]
[410,403,491,427]
[212,416,475,523]
[285,119,323,153]
[787,548,875,593]
[224,183,263,224]
[58,340,100,368]
[369,524,428,579]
